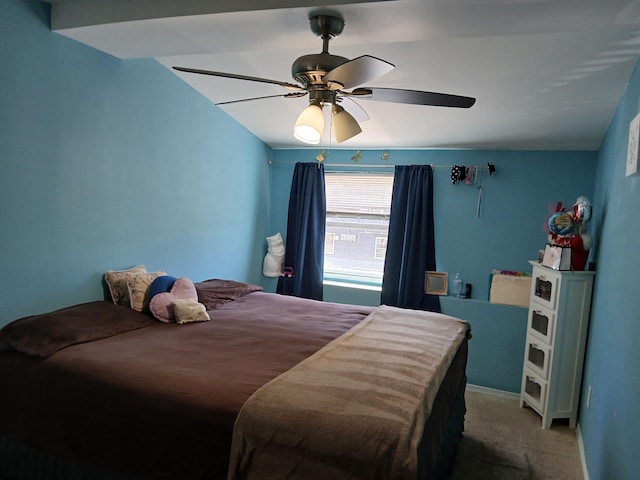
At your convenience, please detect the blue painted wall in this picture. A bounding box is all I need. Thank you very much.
[0,0,272,325]
[578,60,640,479]
[266,149,597,392]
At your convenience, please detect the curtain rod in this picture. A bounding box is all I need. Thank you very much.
[270,161,391,168]
[430,164,494,169]
[270,161,496,171]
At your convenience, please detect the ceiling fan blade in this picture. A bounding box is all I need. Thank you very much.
[172,66,303,91]
[338,96,370,122]
[323,55,394,90]
[349,87,476,108]
[216,92,308,106]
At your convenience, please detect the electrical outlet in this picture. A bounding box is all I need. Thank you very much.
[586,385,592,408]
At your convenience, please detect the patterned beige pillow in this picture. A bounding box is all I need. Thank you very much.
[104,265,147,307]
[126,271,167,312]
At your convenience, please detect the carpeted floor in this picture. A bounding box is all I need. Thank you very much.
[447,389,584,480]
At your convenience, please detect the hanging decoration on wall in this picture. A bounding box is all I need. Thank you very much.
[451,165,465,184]
[381,151,390,161]
[476,168,484,218]
[315,150,329,162]
[350,150,362,162]
[450,163,495,219]
[451,163,495,185]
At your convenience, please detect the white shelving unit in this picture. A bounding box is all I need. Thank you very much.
[520,261,595,429]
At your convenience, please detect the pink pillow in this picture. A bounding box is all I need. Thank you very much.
[149,277,198,322]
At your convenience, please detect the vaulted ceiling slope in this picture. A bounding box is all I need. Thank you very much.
[44,0,640,150]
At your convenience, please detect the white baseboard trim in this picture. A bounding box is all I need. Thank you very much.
[466,383,520,400]
[576,423,590,480]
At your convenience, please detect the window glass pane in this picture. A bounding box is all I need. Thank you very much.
[324,173,394,286]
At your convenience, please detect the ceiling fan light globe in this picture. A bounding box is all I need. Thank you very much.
[332,106,362,143]
[294,104,324,144]
[294,126,322,144]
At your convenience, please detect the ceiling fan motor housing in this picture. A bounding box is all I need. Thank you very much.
[291,53,348,88]
[292,14,348,90]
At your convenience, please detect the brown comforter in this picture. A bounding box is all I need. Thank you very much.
[0,290,373,479]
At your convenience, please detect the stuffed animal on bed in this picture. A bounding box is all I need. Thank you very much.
[149,277,209,323]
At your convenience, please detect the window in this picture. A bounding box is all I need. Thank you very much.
[323,173,394,287]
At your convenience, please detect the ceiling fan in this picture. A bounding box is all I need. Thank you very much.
[173,14,476,145]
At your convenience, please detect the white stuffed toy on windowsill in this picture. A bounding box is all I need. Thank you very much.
[262,233,286,277]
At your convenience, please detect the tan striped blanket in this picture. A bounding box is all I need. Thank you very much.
[227,305,470,480]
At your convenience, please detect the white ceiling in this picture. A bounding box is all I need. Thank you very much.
[45,0,640,150]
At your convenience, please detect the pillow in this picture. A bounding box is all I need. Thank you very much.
[172,299,210,324]
[104,265,147,307]
[195,279,263,311]
[125,271,167,312]
[149,275,177,301]
[149,277,198,322]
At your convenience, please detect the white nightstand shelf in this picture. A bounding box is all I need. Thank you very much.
[520,261,595,429]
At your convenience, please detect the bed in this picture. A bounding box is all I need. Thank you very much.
[0,279,470,480]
